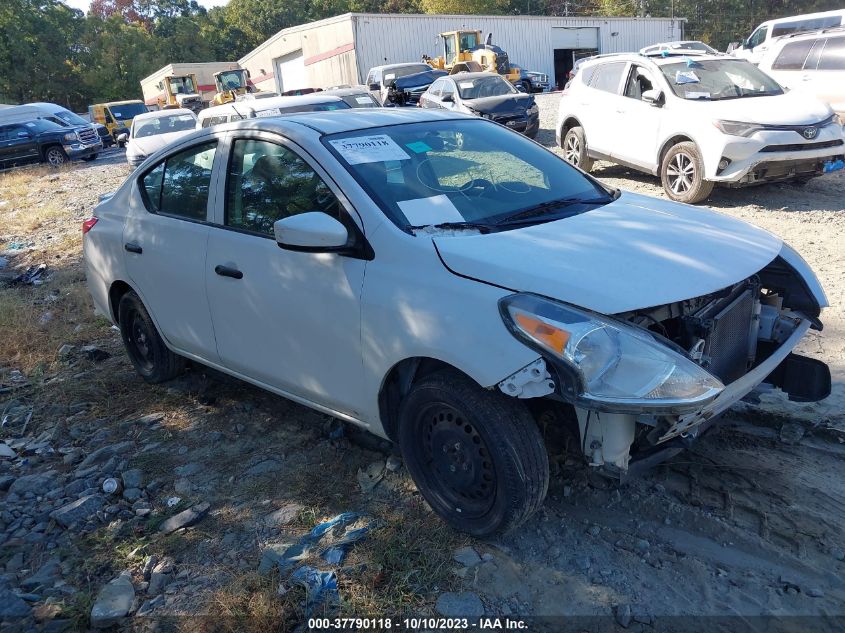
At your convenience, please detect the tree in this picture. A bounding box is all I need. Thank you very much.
[420,0,510,13]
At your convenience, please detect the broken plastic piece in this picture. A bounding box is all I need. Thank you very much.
[498,358,555,399]
[823,159,844,173]
[290,566,338,617]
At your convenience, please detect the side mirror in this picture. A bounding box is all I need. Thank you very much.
[273,212,348,252]
[642,89,664,106]
[441,93,454,103]
[117,132,129,143]
[368,83,380,91]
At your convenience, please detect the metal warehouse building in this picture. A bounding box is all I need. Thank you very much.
[239,12,685,93]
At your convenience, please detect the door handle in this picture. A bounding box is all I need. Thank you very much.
[124,243,142,254]
[214,265,243,280]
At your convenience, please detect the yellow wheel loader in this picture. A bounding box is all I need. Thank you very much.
[212,68,261,106]
[157,74,203,113]
[423,30,533,92]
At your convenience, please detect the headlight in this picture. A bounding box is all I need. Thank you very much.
[63,132,77,142]
[499,294,724,412]
[713,120,763,137]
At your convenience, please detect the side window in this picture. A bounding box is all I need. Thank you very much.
[803,38,826,70]
[748,26,768,48]
[225,138,342,236]
[623,65,655,99]
[440,81,455,99]
[818,36,845,70]
[771,40,815,70]
[590,62,626,93]
[428,79,444,97]
[141,162,165,212]
[0,126,12,142]
[153,141,216,221]
[365,71,376,86]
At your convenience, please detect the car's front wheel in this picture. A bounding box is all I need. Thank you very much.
[44,146,67,167]
[660,142,714,204]
[562,126,594,172]
[118,291,184,383]
[398,369,549,536]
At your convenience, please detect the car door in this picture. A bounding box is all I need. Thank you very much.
[204,132,367,416]
[579,61,628,154]
[420,78,444,108]
[122,140,221,362]
[809,36,845,111]
[0,124,40,165]
[611,63,663,169]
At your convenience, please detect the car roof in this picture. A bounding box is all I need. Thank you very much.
[582,52,740,68]
[444,71,503,81]
[322,87,369,96]
[371,62,430,72]
[133,108,195,122]
[771,25,845,43]
[199,94,345,118]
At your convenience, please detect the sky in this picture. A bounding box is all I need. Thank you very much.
[62,0,230,12]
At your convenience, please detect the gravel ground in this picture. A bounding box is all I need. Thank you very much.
[0,107,843,630]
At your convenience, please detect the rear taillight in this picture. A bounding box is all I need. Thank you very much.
[82,218,98,235]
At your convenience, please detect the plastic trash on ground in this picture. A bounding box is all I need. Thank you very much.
[289,565,338,617]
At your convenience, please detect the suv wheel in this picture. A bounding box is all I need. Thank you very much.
[660,142,714,204]
[118,291,185,383]
[44,146,67,167]
[562,126,594,172]
[398,369,549,536]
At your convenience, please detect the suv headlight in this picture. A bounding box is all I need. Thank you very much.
[500,294,724,412]
[63,132,77,142]
[713,120,763,137]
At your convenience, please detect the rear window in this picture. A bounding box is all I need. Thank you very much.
[772,40,815,70]
[771,16,841,37]
[818,36,845,70]
[589,62,626,93]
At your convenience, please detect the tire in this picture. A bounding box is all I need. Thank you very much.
[518,80,532,93]
[44,146,67,167]
[118,291,184,383]
[561,126,594,172]
[398,369,549,537]
[660,142,714,204]
[82,154,98,162]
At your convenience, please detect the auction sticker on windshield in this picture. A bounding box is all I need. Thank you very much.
[329,135,410,164]
[398,194,464,226]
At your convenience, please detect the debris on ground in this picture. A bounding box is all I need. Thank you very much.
[357,461,385,493]
[12,263,48,286]
[290,565,339,617]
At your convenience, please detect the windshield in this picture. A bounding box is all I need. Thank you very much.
[456,76,517,100]
[340,94,378,108]
[52,109,88,126]
[323,119,610,231]
[133,114,196,138]
[217,70,246,90]
[167,76,196,95]
[383,65,431,84]
[110,103,148,120]
[659,59,783,100]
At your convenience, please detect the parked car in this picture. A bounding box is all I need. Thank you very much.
[730,9,845,64]
[89,101,149,147]
[365,63,438,105]
[758,27,845,119]
[0,118,101,168]
[0,102,113,148]
[557,53,845,203]
[420,72,539,138]
[197,95,350,129]
[640,41,719,56]
[322,86,380,108]
[83,109,829,536]
[523,70,551,92]
[123,109,197,168]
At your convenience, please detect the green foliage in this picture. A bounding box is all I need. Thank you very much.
[0,0,841,111]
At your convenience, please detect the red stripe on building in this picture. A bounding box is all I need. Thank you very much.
[198,84,216,92]
[304,42,354,66]
[249,71,275,84]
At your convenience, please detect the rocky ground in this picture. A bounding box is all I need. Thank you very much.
[0,105,843,632]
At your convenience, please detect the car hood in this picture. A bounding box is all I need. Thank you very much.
[127,130,193,157]
[464,94,534,114]
[432,191,782,314]
[693,91,833,125]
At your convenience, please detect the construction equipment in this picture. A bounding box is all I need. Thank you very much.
[423,30,532,92]
[157,74,203,113]
[212,68,260,105]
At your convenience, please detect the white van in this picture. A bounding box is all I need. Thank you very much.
[0,102,113,147]
[196,94,350,129]
[732,10,845,64]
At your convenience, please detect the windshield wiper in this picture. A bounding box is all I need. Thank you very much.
[411,221,495,234]
[495,196,611,226]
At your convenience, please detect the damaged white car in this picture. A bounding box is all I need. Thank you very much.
[82,109,830,536]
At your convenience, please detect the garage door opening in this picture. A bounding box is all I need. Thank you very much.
[274,50,306,94]
[554,48,599,89]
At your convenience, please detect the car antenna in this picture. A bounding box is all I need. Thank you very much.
[230,103,248,119]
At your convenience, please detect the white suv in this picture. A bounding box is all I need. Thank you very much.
[557,53,845,203]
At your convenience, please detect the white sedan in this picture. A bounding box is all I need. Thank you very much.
[83,109,830,535]
[123,109,197,168]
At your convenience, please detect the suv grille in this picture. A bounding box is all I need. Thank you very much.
[760,139,843,153]
[77,127,99,145]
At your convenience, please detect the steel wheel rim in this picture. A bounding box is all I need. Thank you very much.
[417,403,496,518]
[667,152,695,194]
[47,149,64,166]
[564,134,580,165]
[128,311,154,372]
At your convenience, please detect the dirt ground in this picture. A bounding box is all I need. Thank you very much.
[0,99,843,632]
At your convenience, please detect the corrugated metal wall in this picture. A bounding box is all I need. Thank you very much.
[352,14,684,85]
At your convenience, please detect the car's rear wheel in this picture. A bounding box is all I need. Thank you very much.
[398,369,549,536]
[562,126,593,172]
[118,291,184,383]
[660,142,714,204]
[44,146,67,167]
